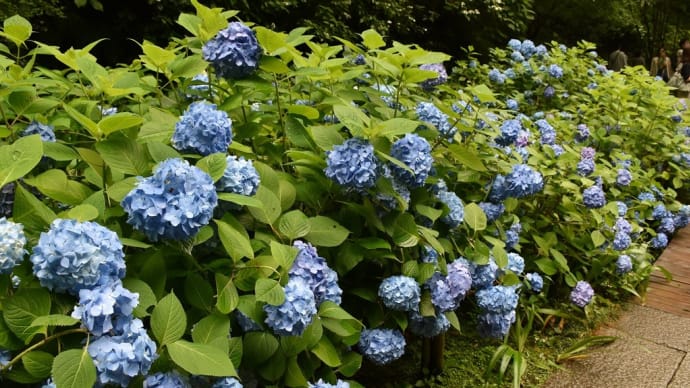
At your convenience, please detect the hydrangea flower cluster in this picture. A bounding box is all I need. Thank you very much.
[217,155,260,196]
[505,164,544,198]
[416,102,456,140]
[289,241,342,306]
[652,204,668,220]
[583,185,606,208]
[496,119,521,146]
[378,275,420,312]
[458,257,498,289]
[171,101,233,156]
[506,98,519,110]
[31,219,126,294]
[544,86,555,98]
[505,253,525,275]
[264,278,317,336]
[426,259,472,312]
[309,379,350,388]
[577,147,596,176]
[547,64,563,78]
[526,272,544,292]
[0,217,26,274]
[390,134,433,188]
[535,119,556,145]
[122,158,218,241]
[478,311,516,339]
[506,222,522,250]
[419,63,448,90]
[570,281,594,307]
[659,216,676,235]
[616,201,628,216]
[489,175,508,202]
[476,285,519,338]
[479,202,505,223]
[488,69,506,84]
[143,371,189,388]
[616,255,633,274]
[375,166,411,210]
[188,72,209,93]
[234,309,262,332]
[202,22,262,79]
[408,311,450,338]
[71,281,139,336]
[616,168,632,186]
[88,318,157,387]
[436,188,464,228]
[651,233,669,249]
[420,245,439,265]
[358,328,406,365]
[325,138,379,191]
[0,183,14,219]
[211,377,243,388]
[23,121,56,142]
[612,232,631,251]
[0,349,10,368]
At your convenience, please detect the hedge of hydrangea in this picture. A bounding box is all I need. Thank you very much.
[0,6,689,388]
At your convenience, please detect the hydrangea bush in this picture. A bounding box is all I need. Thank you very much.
[0,4,689,388]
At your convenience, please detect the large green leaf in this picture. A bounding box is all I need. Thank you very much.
[122,278,157,318]
[2,15,32,46]
[191,314,230,346]
[23,351,53,379]
[254,278,285,306]
[12,185,57,235]
[305,216,350,247]
[215,217,254,262]
[24,169,93,206]
[215,273,239,314]
[0,135,43,188]
[95,135,150,176]
[151,292,186,347]
[463,202,487,231]
[168,340,238,377]
[311,336,342,367]
[242,332,279,366]
[51,348,97,388]
[98,112,143,135]
[247,186,281,225]
[4,288,51,343]
[277,210,311,240]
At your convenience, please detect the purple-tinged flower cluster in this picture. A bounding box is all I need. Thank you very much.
[577,147,596,176]
[476,285,519,338]
[458,257,498,289]
[426,259,472,312]
[217,156,260,196]
[211,377,243,388]
[325,138,378,191]
[203,22,262,79]
[477,311,516,339]
[526,272,543,292]
[659,217,676,235]
[390,134,433,188]
[616,169,632,186]
[419,63,448,90]
[506,222,522,250]
[612,232,631,251]
[583,185,606,208]
[172,101,233,156]
[378,275,420,312]
[544,86,555,98]
[289,241,342,306]
[264,278,317,336]
[0,217,26,274]
[358,328,406,365]
[616,255,633,274]
[408,311,450,338]
[570,281,594,307]
[505,164,544,198]
[420,245,439,265]
[548,64,563,79]
[652,204,668,220]
[122,158,218,241]
[416,102,456,139]
[535,119,556,145]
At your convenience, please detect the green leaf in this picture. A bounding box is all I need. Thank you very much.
[24,169,93,206]
[30,315,78,328]
[259,56,291,74]
[361,29,385,49]
[63,104,100,139]
[535,258,558,276]
[463,202,487,231]
[42,142,79,161]
[338,352,363,377]
[374,118,420,138]
[184,273,214,311]
[106,177,138,202]
[98,112,143,135]
[0,135,43,188]
[311,336,342,367]
[168,340,238,377]
[306,216,350,247]
[228,337,243,368]
[445,311,461,332]
[277,210,311,240]
[215,217,254,262]
[122,278,157,318]
[12,185,57,234]
[590,231,606,248]
[151,292,186,347]
[4,288,51,343]
[146,142,180,162]
[255,278,285,306]
[3,15,32,46]
[388,213,419,247]
[285,356,308,387]
[139,107,177,143]
[492,245,509,270]
[169,55,208,78]
[192,314,230,346]
[196,153,227,182]
[215,273,239,314]
[23,351,53,379]
[217,193,263,208]
[242,331,279,365]
[95,135,150,176]
[51,348,96,388]
[550,248,570,272]
[270,241,298,269]
[65,204,99,222]
[447,144,487,171]
[247,186,281,225]
[333,104,369,137]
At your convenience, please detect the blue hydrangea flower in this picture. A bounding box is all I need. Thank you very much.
[638,192,656,202]
[548,64,563,78]
[202,22,262,79]
[122,158,217,241]
[652,204,668,220]
[378,275,420,312]
[212,377,243,388]
[612,232,631,251]
[416,102,455,139]
[488,69,506,84]
[0,183,14,219]
[72,281,139,336]
[308,379,349,388]
[452,100,473,114]
[616,201,628,216]
[358,328,406,365]
[31,219,125,294]
[427,260,472,312]
[520,40,536,57]
[583,185,606,208]
[477,311,515,339]
[41,378,56,388]
[390,134,433,188]
[651,233,669,249]
[496,119,521,146]
[476,286,519,314]
[535,119,556,145]
[0,349,10,368]
[488,175,508,202]
[577,159,595,176]
[615,218,632,234]
[458,257,498,289]
[526,272,543,292]
[408,311,450,338]
[419,63,448,90]
[420,245,439,265]
[504,69,516,79]
[436,189,464,228]
[506,98,519,110]
[234,310,262,332]
[506,223,521,250]
[535,44,548,57]
[505,253,525,275]
[172,101,233,156]
[0,217,26,274]
[516,130,530,147]
[188,72,209,92]
[675,212,690,229]
[479,202,505,223]
[508,39,522,51]
[264,278,317,336]
[570,281,594,307]
[289,241,342,306]
[588,82,598,89]
[550,144,564,157]
[143,371,190,388]
[325,138,378,191]
[658,217,676,234]
[505,164,544,198]
[217,155,260,196]
[616,169,632,186]
[375,170,411,211]
[616,255,633,275]
[352,54,366,65]
[23,121,56,142]
[89,318,157,387]
[544,86,555,98]
[510,51,525,62]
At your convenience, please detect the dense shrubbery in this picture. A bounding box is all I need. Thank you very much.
[0,1,689,387]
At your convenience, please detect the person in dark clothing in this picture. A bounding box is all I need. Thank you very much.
[678,48,690,97]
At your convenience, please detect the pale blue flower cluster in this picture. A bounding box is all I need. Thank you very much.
[659,216,676,235]
[612,232,631,251]
[574,124,590,142]
[358,328,406,365]
[479,202,505,223]
[616,169,632,186]
[0,349,10,367]
[652,204,668,220]
[390,134,433,188]
[457,257,498,289]
[476,285,518,338]
[217,155,260,196]
[478,311,516,338]
[264,278,317,336]
[212,377,243,388]
[72,281,139,336]
[31,219,126,294]
[508,39,522,51]
[122,158,218,241]
[506,222,522,250]
[548,64,563,79]
[505,253,525,275]
[436,188,464,228]
[638,192,656,202]
[378,275,420,312]
[544,86,555,98]
[88,318,157,387]
[535,119,556,145]
[188,72,209,93]
[511,51,525,62]
[419,63,448,90]
[143,371,189,388]
[0,183,14,219]
[420,245,439,265]
[488,175,508,202]
[526,272,543,292]
[0,217,26,274]
[172,101,233,156]
[23,121,56,142]
[408,311,450,338]
[616,255,633,274]
[325,138,378,191]
[506,99,519,110]
[497,119,521,146]
[505,164,544,198]
[352,54,366,65]
[203,22,262,79]
[577,147,596,176]
[488,69,506,84]
[583,185,606,208]
[651,233,668,249]
[289,241,342,306]
[308,378,349,388]
[416,102,455,139]
[375,166,411,210]
[427,259,472,312]
[616,201,628,216]
[570,281,594,307]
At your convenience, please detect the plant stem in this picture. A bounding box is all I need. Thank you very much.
[0,328,88,373]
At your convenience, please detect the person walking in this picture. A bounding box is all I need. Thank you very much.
[609,45,627,72]
[650,47,672,81]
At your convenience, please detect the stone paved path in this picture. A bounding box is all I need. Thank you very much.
[544,227,690,388]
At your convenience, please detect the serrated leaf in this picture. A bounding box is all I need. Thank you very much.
[122,278,157,318]
[591,230,606,248]
[30,315,78,328]
[196,153,227,182]
[306,216,350,247]
[192,314,230,346]
[23,351,53,379]
[311,336,342,367]
[464,202,487,231]
[4,288,51,343]
[168,340,238,377]
[242,331,279,366]
[217,192,263,208]
[151,292,186,347]
[277,210,310,240]
[215,273,239,314]
[215,217,254,262]
[51,348,96,388]
[255,278,285,306]
[95,135,150,176]
[98,112,143,135]
[0,135,43,188]
[247,186,281,225]
[24,169,93,206]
